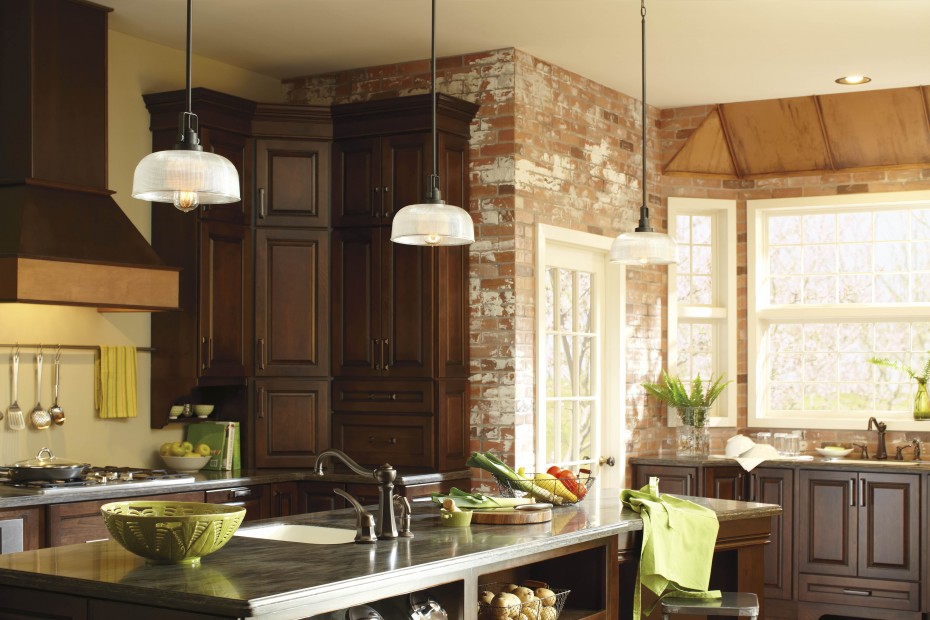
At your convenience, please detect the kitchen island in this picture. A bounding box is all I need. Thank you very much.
[0,491,778,619]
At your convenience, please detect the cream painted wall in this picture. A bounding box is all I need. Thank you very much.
[0,31,283,468]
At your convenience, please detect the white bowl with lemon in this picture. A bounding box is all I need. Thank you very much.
[816,445,853,459]
[159,441,213,472]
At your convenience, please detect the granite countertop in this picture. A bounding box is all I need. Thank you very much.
[630,454,930,472]
[0,468,470,508]
[0,490,780,618]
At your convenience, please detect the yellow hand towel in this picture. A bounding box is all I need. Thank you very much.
[95,346,138,419]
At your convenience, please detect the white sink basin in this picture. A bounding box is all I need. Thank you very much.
[234,524,356,545]
[825,459,922,467]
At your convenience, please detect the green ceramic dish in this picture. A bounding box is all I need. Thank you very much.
[439,508,473,527]
[101,501,245,565]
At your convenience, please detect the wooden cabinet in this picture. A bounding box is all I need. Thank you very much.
[329,95,477,473]
[198,125,253,225]
[205,485,271,522]
[253,378,330,468]
[254,228,329,378]
[797,469,921,612]
[255,138,330,227]
[704,465,747,501]
[46,491,204,547]
[0,506,44,552]
[748,467,794,603]
[631,463,698,496]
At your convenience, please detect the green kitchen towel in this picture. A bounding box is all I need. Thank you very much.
[94,346,137,419]
[620,477,721,619]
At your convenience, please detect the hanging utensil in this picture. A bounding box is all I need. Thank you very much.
[30,348,51,430]
[8,347,24,430]
[50,347,65,425]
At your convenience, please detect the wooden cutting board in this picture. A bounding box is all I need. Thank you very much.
[470,508,552,525]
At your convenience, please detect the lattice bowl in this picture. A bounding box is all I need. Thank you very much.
[101,501,245,565]
[493,474,595,506]
[477,581,570,620]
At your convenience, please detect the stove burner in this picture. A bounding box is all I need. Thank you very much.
[0,466,196,494]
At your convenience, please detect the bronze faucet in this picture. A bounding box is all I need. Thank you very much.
[894,439,922,461]
[314,449,399,539]
[867,417,888,460]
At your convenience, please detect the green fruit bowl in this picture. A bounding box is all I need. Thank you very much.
[101,501,246,565]
[160,454,211,472]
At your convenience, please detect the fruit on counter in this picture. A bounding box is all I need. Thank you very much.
[161,441,212,457]
[195,442,212,457]
[169,441,188,456]
[159,442,173,456]
[181,441,193,453]
[466,451,562,505]
[533,472,577,503]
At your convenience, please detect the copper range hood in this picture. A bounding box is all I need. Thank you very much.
[0,0,180,311]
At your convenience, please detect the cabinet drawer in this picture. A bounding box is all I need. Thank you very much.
[798,573,919,611]
[332,379,433,413]
[205,485,270,522]
[332,413,434,468]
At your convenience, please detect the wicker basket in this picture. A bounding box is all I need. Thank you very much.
[493,474,595,506]
[477,582,570,620]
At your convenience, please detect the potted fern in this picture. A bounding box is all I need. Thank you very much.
[642,371,730,454]
[868,355,930,421]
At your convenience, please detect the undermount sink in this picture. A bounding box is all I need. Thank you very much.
[234,524,356,545]
[822,459,922,467]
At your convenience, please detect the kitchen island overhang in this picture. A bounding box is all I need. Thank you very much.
[0,491,779,619]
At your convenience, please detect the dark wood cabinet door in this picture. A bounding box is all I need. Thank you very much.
[270,481,300,517]
[0,506,44,551]
[254,378,331,468]
[255,138,330,227]
[198,220,252,380]
[332,137,380,226]
[204,485,270,522]
[332,412,435,469]
[298,481,347,514]
[798,469,857,577]
[857,472,920,581]
[704,465,746,500]
[750,467,794,601]
[255,228,330,377]
[332,227,381,377]
[382,236,433,378]
[199,126,252,224]
[631,465,697,496]
[381,132,430,220]
[436,245,469,378]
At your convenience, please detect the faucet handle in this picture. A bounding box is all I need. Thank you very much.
[394,495,414,538]
[334,488,377,544]
[853,443,869,460]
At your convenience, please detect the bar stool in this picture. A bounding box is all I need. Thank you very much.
[660,592,758,619]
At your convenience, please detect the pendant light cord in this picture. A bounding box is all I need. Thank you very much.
[186,0,193,114]
[428,0,442,202]
[177,0,200,150]
[635,0,653,233]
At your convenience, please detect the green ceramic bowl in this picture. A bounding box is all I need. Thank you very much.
[439,508,473,527]
[101,501,245,565]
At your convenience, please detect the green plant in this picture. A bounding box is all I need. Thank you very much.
[642,371,730,427]
[868,355,930,384]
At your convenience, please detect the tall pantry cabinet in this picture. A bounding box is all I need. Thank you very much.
[330,95,478,472]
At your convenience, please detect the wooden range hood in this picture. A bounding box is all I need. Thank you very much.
[0,0,179,311]
[664,86,930,179]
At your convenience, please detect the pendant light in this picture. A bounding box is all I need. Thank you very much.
[131,0,240,212]
[609,0,678,265]
[390,0,475,246]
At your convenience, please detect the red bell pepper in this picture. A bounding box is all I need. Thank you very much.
[556,469,579,495]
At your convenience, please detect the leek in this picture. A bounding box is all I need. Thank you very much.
[430,487,533,510]
[466,451,563,504]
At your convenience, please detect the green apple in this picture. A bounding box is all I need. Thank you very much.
[195,443,212,457]
[159,442,173,456]
[169,441,187,457]
[181,441,193,454]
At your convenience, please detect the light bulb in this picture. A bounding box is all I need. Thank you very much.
[174,190,200,212]
[425,233,442,246]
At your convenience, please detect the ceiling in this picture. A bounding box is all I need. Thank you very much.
[100,0,930,109]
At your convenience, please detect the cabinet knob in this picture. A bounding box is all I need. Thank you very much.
[369,436,397,445]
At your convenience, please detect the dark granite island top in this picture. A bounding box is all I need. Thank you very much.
[0,492,779,619]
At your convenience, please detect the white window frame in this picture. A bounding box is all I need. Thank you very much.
[748,189,930,431]
[667,197,738,427]
[535,224,624,489]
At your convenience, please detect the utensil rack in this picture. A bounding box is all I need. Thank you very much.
[0,344,155,353]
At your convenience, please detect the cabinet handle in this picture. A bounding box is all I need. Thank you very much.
[208,337,214,362]
[201,337,209,369]
[371,339,380,370]
[749,473,756,502]
[369,436,398,445]
[368,393,398,401]
[849,478,856,506]
[257,387,265,419]
[859,477,866,507]
[259,188,266,219]
[842,589,872,597]
[258,338,266,370]
[736,472,744,501]
[381,338,390,371]
[229,487,252,499]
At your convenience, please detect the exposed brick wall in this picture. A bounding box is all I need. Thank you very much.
[659,104,930,453]
[285,48,669,488]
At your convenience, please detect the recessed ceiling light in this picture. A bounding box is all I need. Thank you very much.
[835,75,871,85]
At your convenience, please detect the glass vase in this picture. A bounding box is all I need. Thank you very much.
[914,382,930,421]
[675,407,710,455]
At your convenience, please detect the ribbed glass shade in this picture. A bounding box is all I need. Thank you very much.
[609,231,679,265]
[132,149,240,211]
[390,202,475,246]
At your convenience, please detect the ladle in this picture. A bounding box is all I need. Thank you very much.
[50,347,65,425]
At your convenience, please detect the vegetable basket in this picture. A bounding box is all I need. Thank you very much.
[493,474,595,506]
[477,581,570,620]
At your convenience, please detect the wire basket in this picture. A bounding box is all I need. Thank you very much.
[477,582,570,620]
[493,474,595,506]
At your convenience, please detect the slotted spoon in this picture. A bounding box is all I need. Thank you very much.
[30,351,51,430]
[8,348,24,430]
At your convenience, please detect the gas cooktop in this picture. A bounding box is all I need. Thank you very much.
[0,466,196,495]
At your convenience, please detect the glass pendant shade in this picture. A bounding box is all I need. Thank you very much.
[132,149,240,212]
[391,201,475,246]
[609,230,678,265]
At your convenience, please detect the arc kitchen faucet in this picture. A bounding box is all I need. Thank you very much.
[314,449,399,539]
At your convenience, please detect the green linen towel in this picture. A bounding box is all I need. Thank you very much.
[620,477,721,619]
[94,346,138,419]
